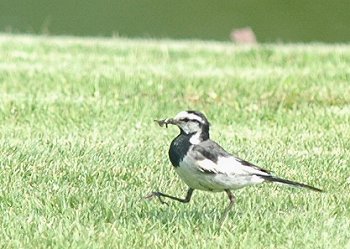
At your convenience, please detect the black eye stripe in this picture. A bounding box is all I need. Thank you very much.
[180,118,201,124]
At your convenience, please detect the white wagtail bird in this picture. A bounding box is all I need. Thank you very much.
[146,110,323,226]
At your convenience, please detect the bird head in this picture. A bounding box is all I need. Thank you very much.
[157,111,210,142]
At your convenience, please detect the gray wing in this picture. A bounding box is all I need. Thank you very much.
[190,139,271,175]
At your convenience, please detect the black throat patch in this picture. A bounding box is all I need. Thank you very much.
[168,133,192,167]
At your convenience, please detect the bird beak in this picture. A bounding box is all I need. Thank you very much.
[165,118,178,125]
[154,118,178,128]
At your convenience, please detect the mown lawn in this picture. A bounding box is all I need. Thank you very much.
[0,34,349,249]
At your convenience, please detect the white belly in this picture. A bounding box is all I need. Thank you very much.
[174,159,265,192]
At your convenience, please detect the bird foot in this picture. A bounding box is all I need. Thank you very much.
[144,192,169,205]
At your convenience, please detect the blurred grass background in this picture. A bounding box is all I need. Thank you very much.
[1,1,350,248]
[1,0,349,42]
[0,34,349,248]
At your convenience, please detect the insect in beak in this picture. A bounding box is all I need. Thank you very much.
[154,118,177,128]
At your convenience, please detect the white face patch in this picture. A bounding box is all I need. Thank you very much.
[173,111,205,134]
[180,121,201,134]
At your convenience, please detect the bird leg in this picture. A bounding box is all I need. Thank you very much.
[145,188,194,205]
[219,190,236,227]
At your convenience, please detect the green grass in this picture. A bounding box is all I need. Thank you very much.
[0,33,350,249]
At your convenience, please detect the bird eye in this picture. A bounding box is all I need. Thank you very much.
[181,118,190,122]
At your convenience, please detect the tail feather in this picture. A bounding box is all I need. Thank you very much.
[258,175,323,192]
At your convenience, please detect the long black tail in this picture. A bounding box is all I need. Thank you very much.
[259,175,323,192]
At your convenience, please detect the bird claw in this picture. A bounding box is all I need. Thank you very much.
[154,119,169,128]
[144,192,169,205]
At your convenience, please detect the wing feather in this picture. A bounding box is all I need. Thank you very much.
[190,140,271,177]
